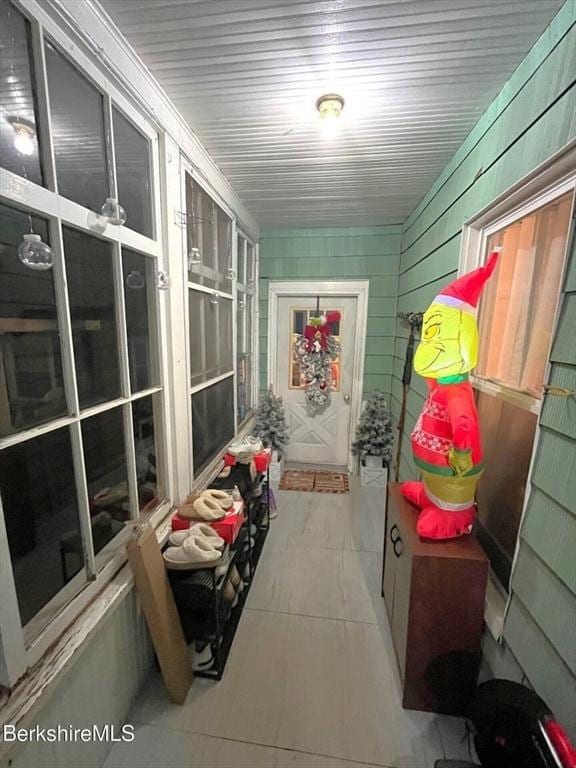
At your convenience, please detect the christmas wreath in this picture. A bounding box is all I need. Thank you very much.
[295,311,341,409]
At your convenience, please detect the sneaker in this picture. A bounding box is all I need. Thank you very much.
[193,642,215,672]
[228,436,263,458]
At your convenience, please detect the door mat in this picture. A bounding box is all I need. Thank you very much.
[279,470,349,494]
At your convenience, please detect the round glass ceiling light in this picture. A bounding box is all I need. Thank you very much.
[316,93,344,136]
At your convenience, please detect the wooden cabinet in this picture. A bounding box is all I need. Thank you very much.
[382,483,489,714]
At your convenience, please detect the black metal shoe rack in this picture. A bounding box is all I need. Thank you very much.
[168,470,270,681]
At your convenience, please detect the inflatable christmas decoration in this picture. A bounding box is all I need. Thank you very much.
[402,250,499,540]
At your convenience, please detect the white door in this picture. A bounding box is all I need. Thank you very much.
[275,295,358,467]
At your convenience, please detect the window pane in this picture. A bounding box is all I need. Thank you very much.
[477,191,573,397]
[45,42,108,212]
[132,395,160,511]
[475,390,537,589]
[246,243,254,285]
[123,249,157,393]
[0,204,66,437]
[63,227,120,409]
[246,294,253,356]
[237,292,245,355]
[113,107,153,238]
[0,0,43,185]
[82,407,129,554]
[245,355,252,413]
[237,356,247,425]
[0,427,85,626]
[188,291,233,386]
[192,376,234,473]
[217,206,232,277]
[185,174,218,290]
[290,308,341,390]
[237,234,245,284]
[219,297,233,373]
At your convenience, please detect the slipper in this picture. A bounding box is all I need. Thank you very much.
[201,489,233,510]
[163,535,224,570]
[191,496,226,521]
[169,524,225,549]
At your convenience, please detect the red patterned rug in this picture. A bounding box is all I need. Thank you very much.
[279,470,349,494]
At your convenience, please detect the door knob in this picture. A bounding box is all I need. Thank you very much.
[344,394,351,404]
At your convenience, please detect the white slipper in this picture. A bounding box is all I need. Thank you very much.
[169,524,225,549]
[163,535,224,570]
[192,496,226,521]
[201,489,233,510]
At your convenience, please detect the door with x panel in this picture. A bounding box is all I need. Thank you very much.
[276,295,357,466]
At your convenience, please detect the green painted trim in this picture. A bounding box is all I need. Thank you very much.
[437,373,469,384]
[414,456,485,477]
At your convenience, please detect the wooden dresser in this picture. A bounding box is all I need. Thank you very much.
[382,483,489,714]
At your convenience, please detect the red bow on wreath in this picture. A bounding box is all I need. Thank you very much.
[303,311,341,351]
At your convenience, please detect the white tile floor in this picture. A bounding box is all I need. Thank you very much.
[104,479,476,768]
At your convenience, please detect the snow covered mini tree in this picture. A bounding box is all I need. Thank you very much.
[254,387,289,458]
[352,390,393,469]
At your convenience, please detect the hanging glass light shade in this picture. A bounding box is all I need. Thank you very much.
[18,233,54,271]
[101,197,127,226]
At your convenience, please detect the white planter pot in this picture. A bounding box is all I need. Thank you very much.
[360,465,388,488]
[269,456,284,483]
[364,455,383,468]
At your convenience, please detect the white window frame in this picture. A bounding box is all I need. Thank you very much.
[459,142,575,631]
[236,230,258,426]
[179,157,239,486]
[0,0,171,684]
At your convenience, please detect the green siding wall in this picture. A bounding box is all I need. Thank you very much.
[394,1,576,738]
[258,225,401,398]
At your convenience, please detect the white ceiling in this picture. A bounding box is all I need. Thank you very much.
[100,0,564,228]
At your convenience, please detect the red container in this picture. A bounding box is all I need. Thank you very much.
[254,449,271,474]
[170,500,245,545]
[222,448,271,473]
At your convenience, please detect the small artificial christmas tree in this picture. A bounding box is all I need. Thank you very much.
[352,390,393,466]
[253,387,289,458]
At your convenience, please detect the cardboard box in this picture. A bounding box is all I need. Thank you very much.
[126,527,193,705]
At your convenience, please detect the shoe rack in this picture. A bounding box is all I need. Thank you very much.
[168,469,271,680]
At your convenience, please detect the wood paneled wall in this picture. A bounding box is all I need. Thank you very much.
[259,225,402,399]
[393,1,576,738]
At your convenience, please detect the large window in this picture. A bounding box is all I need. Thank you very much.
[469,186,574,589]
[1,0,257,687]
[184,170,237,473]
[0,0,164,681]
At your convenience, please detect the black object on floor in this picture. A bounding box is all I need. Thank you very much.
[434,761,481,768]
[470,679,573,768]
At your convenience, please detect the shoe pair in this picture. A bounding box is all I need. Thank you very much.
[228,436,263,463]
[178,489,233,521]
[163,524,227,571]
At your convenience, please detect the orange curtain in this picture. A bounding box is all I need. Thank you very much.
[476,191,573,397]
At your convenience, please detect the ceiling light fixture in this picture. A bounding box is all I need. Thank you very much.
[7,116,36,156]
[316,93,344,137]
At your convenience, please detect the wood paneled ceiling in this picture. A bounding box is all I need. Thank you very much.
[100,0,564,227]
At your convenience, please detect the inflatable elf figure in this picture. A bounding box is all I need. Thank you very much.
[402,250,499,540]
